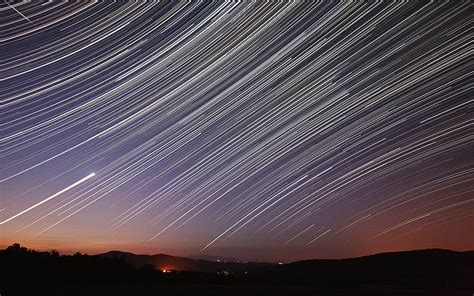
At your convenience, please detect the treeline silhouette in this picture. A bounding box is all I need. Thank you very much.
[1,243,156,282]
[0,243,259,296]
[0,243,238,285]
[1,243,473,296]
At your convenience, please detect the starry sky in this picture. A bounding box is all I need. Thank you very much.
[1,1,472,262]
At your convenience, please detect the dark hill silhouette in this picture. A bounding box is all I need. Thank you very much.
[98,250,275,272]
[1,244,473,295]
[264,249,474,289]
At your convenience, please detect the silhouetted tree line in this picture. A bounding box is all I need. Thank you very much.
[0,243,156,283]
[1,244,472,296]
[0,244,243,289]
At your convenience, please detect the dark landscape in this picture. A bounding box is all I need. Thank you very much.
[1,244,473,296]
[2,1,472,295]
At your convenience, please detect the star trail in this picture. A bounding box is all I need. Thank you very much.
[1,1,472,261]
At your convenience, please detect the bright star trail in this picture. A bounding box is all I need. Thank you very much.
[1,1,472,261]
[0,173,95,225]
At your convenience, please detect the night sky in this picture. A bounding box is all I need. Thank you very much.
[1,1,472,262]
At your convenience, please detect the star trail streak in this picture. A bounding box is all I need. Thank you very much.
[1,1,472,260]
[0,173,95,225]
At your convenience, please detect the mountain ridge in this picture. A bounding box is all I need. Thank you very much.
[96,248,474,276]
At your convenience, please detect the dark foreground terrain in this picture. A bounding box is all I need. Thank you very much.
[1,244,473,296]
